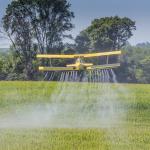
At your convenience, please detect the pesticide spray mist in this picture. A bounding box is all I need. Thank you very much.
[0,69,127,129]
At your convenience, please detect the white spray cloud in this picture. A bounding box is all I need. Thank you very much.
[0,70,127,129]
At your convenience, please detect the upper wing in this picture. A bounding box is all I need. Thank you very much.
[78,51,121,58]
[36,50,121,59]
[37,54,75,59]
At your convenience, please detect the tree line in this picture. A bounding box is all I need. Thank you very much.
[0,0,149,83]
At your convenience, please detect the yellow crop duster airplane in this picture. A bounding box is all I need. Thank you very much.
[37,50,121,71]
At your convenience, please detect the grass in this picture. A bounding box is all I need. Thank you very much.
[0,81,150,150]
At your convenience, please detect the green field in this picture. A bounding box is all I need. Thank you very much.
[0,82,150,150]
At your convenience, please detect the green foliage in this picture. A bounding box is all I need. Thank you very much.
[3,1,38,80]
[12,0,74,54]
[116,43,150,83]
[139,56,150,83]
[0,56,6,79]
[0,49,40,80]
[0,51,24,80]
[75,31,90,53]
[2,0,74,80]
[75,16,136,52]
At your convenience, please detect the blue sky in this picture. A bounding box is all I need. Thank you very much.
[0,0,150,48]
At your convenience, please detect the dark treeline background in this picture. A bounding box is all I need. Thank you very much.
[0,0,150,83]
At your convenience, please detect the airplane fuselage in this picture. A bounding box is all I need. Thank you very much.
[66,58,93,70]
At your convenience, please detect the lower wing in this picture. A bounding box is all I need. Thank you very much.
[39,63,120,71]
[89,63,120,70]
[39,66,77,71]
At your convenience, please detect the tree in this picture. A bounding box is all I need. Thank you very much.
[79,16,136,51]
[0,55,5,80]
[137,56,150,83]
[20,0,74,54]
[116,44,150,83]
[3,0,74,80]
[75,31,90,53]
[3,1,37,80]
